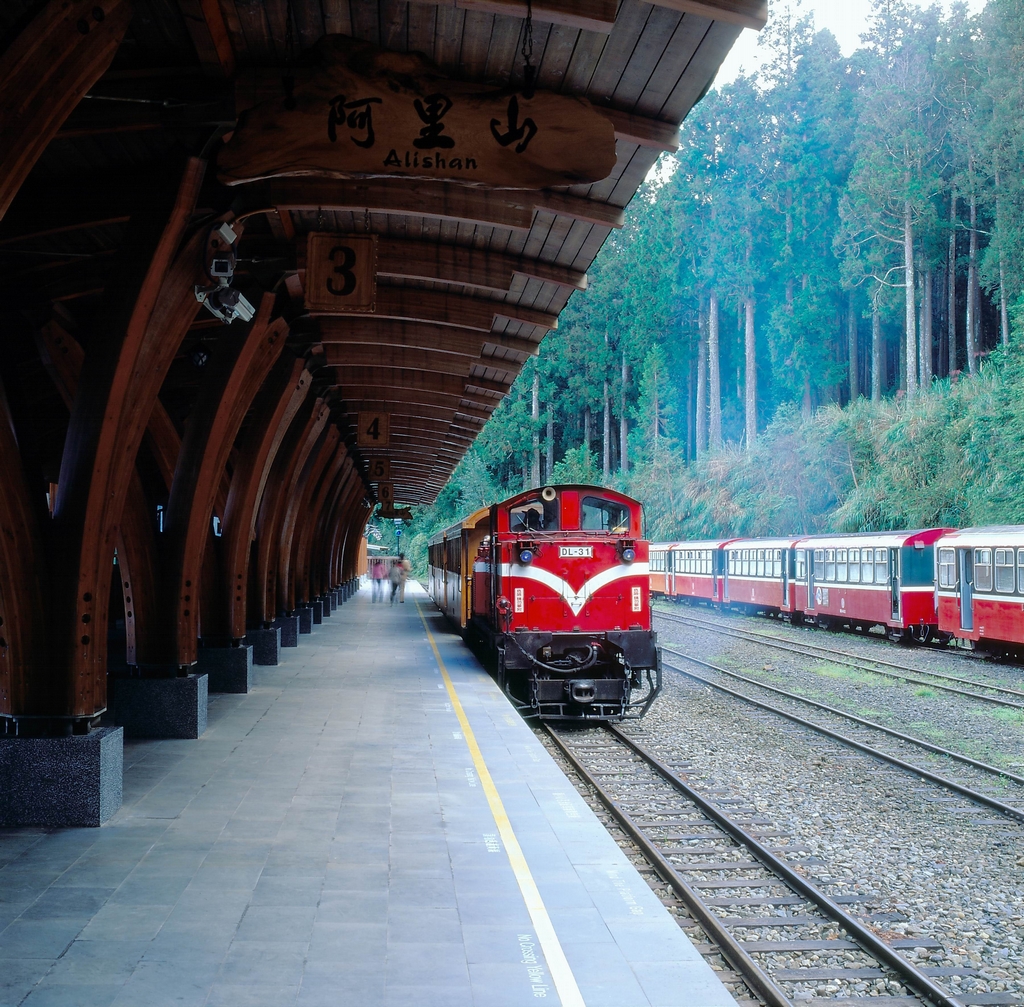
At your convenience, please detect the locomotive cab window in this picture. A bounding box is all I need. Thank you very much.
[510,497,559,532]
[849,549,861,583]
[974,548,993,592]
[996,549,1015,593]
[580,496,629,533]
[938,548,956,588]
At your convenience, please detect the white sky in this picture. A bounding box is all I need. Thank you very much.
[715,0,989,85]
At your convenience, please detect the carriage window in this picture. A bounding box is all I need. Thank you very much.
[795,550,806,580]
[653,552,663,572]
[580,496,629,533]
[996,549,1015,593]
[837,549,848,582]
[729,551,736,575]
[773,550,782,578]
[825,549,836,582]
[875,548,888,584]
[510,497,558,532]
[862,551,875,584]
[937,548,956,588]
[849,549,861,583]
[756,549,765,577]
[705,550,713,575]
[813,549,824,580]
[974,548,993,592]
[1018,549,1024,593]
[741,550,750,576]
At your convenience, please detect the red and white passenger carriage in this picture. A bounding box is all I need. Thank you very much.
[653,528,951,642]
[935,527,1024,651]
[430,485,661,720]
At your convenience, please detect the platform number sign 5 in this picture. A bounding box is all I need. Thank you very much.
[304,233,377,313]
[368,458,390,481]
[357,411,390,448]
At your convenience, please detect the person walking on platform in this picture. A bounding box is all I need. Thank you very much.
[371,559,385,602]
[398,553,412,603]
[388,559,402,605]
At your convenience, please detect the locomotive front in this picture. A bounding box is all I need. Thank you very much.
[474,485,661,720]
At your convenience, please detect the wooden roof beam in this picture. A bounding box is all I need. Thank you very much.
[317,319,540,360]
[649,0,767,29]
[332,368,510,397]
[176,0,236,77]
[313,286,557,333]
[406,0,617,33]
[234,178,623,232]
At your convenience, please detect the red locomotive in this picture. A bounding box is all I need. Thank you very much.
[429,485,661,720]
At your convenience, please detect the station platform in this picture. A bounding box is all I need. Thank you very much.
[0,583,734,1007]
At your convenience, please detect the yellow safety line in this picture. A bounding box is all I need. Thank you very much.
[416,602,587,1007]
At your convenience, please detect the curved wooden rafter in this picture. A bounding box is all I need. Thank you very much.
[318,320,539,361]
[222,357,312,639]
[162,292,287,665]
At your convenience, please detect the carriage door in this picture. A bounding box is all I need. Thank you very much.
[668,551,676,596]
[782,549,790,608]
[721,551,728,602]
[958,548,974,631]
[890,549,901,621]
[807,550,819,612]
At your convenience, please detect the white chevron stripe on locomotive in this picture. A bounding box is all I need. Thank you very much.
[500,562,650,617]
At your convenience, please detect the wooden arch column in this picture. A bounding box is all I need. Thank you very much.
[310,463,358,599]
[277,425,340,614]
[291,450,351,608]
[0,0,132,222]
[160,294,286,665]
[253,397,330,623]
[51,158,206,719]
[222,357,312,638]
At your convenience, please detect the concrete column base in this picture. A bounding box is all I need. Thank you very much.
[319,596,331,620]
[312,599,323,625]
[196,645,253,693]
[297,607,313,634]
[0,728,123,827]
[246,627,281,666]
[274,615,300,647]
[108,674,208,739]
[328,591,338,611]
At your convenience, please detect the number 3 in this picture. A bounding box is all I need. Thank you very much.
[326,245,357,296]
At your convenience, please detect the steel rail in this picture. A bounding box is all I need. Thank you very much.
[659,645,1024,788]
[655,608,1024,710]
[543,725,795,1007]
[603,724,966,1007]
[660,648,1024,824]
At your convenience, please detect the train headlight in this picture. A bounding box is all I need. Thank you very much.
[519,548,534,565]
[621,547,636,563]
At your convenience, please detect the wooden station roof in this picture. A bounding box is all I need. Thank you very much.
[0,0,763,508]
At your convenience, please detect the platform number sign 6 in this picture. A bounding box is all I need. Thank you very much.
[304,233,377,313]
[377,482,395,506]
[357,411,389,448]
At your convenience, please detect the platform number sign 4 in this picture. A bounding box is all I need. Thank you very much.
[305,233,377,313]
[357,411,389,448]
[368,458,390,481]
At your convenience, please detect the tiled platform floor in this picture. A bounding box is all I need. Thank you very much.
[0,583,734,1007]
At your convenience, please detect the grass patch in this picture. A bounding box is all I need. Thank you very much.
[914,687,937,698]
[987,707,1024,726]
[810,662,881,687]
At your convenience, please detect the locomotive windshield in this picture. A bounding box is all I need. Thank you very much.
[509,497,559,532]
[580,496,630,534]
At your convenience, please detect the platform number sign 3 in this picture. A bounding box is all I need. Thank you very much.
[304,233,377,313]
[357,411,389,448]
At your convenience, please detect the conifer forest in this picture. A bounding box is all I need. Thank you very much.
[384,0,1024,570]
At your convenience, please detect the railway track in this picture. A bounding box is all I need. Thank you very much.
[654,607,1024,711]
[656,645,1024,825]
[545,723,1003,1007]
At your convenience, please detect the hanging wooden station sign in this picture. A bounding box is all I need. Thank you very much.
[304,233,377,313]
[356,410,389,448]
[219,35,617,190]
